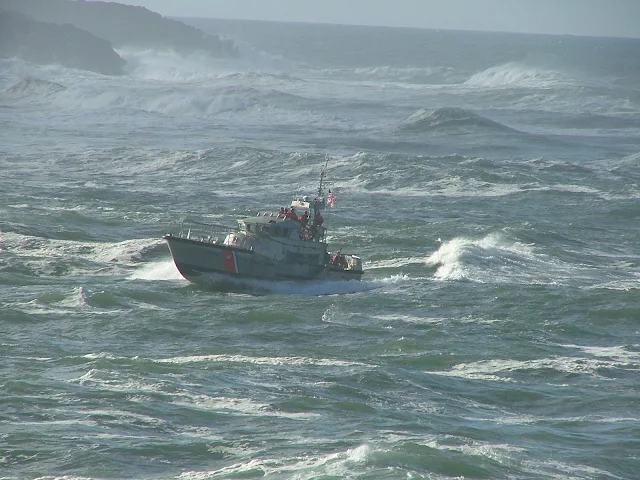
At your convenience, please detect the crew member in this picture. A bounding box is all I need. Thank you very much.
[299,210,309,227]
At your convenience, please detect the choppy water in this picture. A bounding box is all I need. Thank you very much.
[1,19,640,479]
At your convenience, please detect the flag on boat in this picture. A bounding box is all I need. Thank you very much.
[327,190,337,207]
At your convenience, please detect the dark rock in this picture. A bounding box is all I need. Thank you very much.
[0,0,238,57]
[0,9,126,75]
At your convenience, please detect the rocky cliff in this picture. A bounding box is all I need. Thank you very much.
[0,0,238,57]
[0,9,126,75]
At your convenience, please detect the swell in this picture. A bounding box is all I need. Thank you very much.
[0,230,165,279]
[397,107,525,135]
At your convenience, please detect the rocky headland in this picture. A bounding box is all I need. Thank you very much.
[0,9,127,75]
[0,0,238,75]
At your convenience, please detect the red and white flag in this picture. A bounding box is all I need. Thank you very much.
[327,191,337,207]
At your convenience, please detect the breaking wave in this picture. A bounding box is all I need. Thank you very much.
[2,79,308,119]
[320,65,456,84]
[426,232,557,284]
[120,47,295,82]
[0,231,164,278]
[464,61,571,89]
[3,76,66,96]
[0,76,67,105]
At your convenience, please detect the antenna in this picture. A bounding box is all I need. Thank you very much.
[317,154,329,198]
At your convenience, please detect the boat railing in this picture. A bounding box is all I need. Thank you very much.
[167,213,329,245]
[169,219,232,244]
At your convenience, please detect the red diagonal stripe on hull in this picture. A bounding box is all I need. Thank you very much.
[222,249,238,273]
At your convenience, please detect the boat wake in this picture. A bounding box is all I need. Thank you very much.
[182,270,380,296]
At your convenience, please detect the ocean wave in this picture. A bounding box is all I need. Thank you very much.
[0,76,131,111]
[185,270,379,296]
[397,107,521,134]
[1,76,66,100]
[172,393,322,420]
[177,444,372,479]
[319,65,457,84]
[318,152,627,201]
[425,232,560,284]
[10,285,133,316]
[4,78,302,118]
[143,85,263,116]
[425,229,640,288]
[464,61,571,89]
[429,351,639,382]
[0,231,163,277]
[53,82,265,116]
[610,151,640,176]
[156,353,368,367]
[510,91,640,115]
[119,46,296,82]
[120,48,231,82]
[129,260,185,281]
[220,70,304,83]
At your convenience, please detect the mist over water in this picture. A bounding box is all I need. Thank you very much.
[2,19,640,479]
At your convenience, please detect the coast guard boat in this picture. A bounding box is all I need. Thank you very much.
[163,168,364,286]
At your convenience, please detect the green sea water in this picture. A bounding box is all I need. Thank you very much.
[1,19,640,479]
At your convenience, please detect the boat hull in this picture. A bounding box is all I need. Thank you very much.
[164,235,363,285]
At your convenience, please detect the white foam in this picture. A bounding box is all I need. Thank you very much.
[425,232,570,285]
[177,444,371,479]
[465,61,569,89]
[429,354,637,383]
[426,236,472,281]
[120,48,233,82]
[129,260,185,281]
[424,438,527,460]
[4,231,164,277]
[493,413,640,426]
[145,88,258,116]
[366,257,425,269]
[372,313,446,325]
[588,278,640,291]
[70,368,170,396]
[155,354,369,368]
[359,176,526,199]
[172,394,320,420]
[92,238,160,264]
[320,65,454,84]
[563,344,640,364]
[119,46,296,83]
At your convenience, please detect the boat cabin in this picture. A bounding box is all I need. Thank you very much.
[237,211,325,243]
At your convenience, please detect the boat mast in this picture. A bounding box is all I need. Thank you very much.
[310,156,330,242]
[317,155,329,199]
